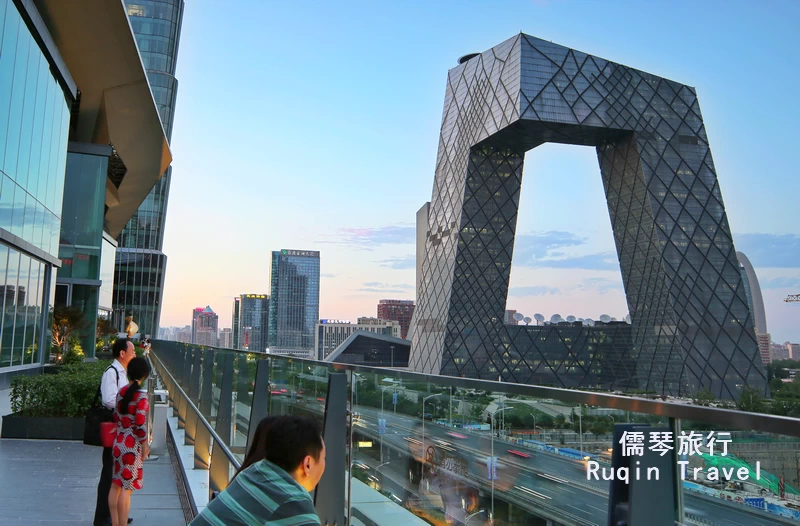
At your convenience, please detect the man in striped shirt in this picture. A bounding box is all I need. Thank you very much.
[191,416,326,526]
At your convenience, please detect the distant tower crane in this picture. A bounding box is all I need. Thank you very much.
[786,294,800,303]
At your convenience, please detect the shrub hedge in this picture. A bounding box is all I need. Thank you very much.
[10,360,112,417]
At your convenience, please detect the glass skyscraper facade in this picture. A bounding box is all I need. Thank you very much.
[234,294,269,352]
[0,0,71,374]
[268,250,320,356]
[113,0,184,337]
[410,34,767,400]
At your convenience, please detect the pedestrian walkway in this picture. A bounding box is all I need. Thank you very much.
[0,386,187,526]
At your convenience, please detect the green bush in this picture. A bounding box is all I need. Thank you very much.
[62,335,85,365]
[10,360,112,417]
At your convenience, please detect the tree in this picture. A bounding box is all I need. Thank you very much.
[51,306,90,363]
[737,386,765,413]
[588,420,610,437]
[693,388,716,406]
[554,414,566,429]
[770,378,785,395]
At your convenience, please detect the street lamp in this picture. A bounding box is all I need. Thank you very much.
[421,394,440,469]
[489,406,511,523]
[390,345,394,368]
[465,509,486,525]
[375,460,390,481]
[529,413,536,438]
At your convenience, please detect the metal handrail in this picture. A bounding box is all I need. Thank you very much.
[155,341,800,438]
[150,349,241,469]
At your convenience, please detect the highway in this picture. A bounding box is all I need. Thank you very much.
[330,403,789,526]
[231,390,791,526]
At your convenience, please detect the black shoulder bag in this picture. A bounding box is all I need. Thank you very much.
[83,366,119,447]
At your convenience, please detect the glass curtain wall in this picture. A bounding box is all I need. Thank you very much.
[0,0,71,370]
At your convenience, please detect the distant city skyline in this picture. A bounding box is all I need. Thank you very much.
[158,1,800,343]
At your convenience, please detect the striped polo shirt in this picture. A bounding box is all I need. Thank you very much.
[190,460,321,526]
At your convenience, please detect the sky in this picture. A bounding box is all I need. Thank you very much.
[160,0,800,343]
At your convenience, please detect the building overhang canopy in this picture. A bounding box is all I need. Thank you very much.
[34,0,172,238]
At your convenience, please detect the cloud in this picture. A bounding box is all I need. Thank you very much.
[321,225,415,249]
[530,252,618,270]
[514,231,586,259]
[511,231,618,270]
[357,281,413,294]
[760,277,800,289]
[508,286,560,297]
[321,273,336,278]
[734,233,800,268]
[377,254,416,269]
[576,277,623,295]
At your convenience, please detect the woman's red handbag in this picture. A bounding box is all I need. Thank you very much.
[99,422,117,448]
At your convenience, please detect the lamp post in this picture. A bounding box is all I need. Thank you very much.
[422,394,440,469]
[489,406,511,523]
[449,386,453,428]
[390,345,394,368]
[578,403,584,458]
[375,460,390,482]
[465,509,486,525]
[529,413,536,438]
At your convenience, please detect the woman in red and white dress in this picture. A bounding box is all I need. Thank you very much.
[108,357,150,526]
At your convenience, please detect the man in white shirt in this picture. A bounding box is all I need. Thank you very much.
[94,338,135,526]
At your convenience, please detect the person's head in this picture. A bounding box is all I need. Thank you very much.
[263,416,325,491]
[234,416,278,479]
[112,338,135,367]
[119,357,150,414]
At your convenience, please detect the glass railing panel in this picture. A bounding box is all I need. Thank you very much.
[263,354,336,425]
[346,371,671,525]
[678,417,800,525]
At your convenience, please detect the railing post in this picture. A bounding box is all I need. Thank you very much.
[209,353,235,499]
[177,348,195,429]
[314,372,347,526]
[183,347,193,388]
[199,350,214,418]
[184,350,203,445]
[247,358,270,450]
[237,353,250,403]
[189,348,202,401]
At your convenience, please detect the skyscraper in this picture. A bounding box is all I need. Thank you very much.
[232,294,269,352]
[268,250,320,357]
[192,306,218,347]
[410,34,767,400]
[737,251,770,365]
[377,299,415,339]
[113,0,185,338]
[0,0,171,385]
[218,328,233,349]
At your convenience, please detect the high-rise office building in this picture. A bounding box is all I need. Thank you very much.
[113,0,185,338]
[232,297,240,348]
[787,343,800,361]
[377,299,415,339]
[232,294,269,352]
[410,34,767,400]
[268,250,320,357]
[218,327,233,349]
[736,251,770,365]
[0,0,171,385]
[504,310,518,325]
[315,317,401,360]
[191,306,218,346]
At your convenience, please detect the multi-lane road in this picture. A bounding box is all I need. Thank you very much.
[241,391,791,526]
[339,404,791,526]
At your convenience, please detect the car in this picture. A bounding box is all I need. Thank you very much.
[447,432,468,439]
[352,412,362,420]
[508,449,531,458]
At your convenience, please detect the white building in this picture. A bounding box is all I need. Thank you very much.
[314,317,401,360]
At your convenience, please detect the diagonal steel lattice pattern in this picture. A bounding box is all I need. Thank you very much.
[409,34,767,400]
